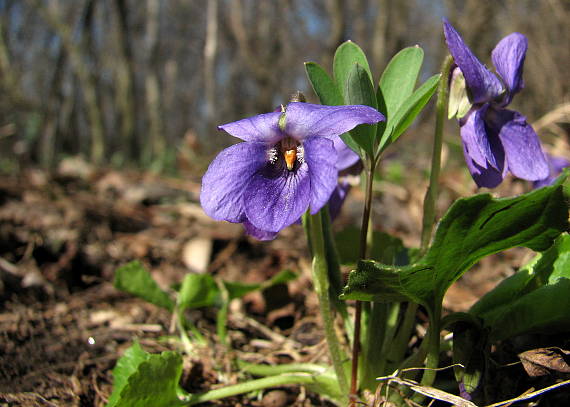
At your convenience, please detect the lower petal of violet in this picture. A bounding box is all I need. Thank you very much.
[460,104,499,170]
[244,162,311,233]
[200,142,268,223]
[243,219,278,241]
[462,142,505,188]
[486,108,549,181]
[303,136,339,214]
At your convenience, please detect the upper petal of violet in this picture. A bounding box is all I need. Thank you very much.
[303,136,339,214]
[491,32,527,106]
[218,111,283,144]
[443,19,504,104]
[243,162,311,233]
[200,142,268,223]
[284,102,384,141]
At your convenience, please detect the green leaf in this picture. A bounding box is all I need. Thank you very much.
[452,324,485,394]
[224,269,298,300]
[305,62,344,106]
[107,343,185,407]
[467,233,570,341]
[483,278,570,341]
[344,63,378,157]
[305,61,362,156]
[470,233,570,317]
[341,184,569,311]
[334,226,408,266]
[333,41,373,100]
[378,74,440,153]
[377,46,424,121]
[178,273,219,310]
[114,261,174,311]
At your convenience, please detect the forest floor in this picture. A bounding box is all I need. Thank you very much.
[0,159,568,407]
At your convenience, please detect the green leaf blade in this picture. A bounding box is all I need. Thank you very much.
[379,74,440,152]
[305,61,362,156]
[178,273,219,310]
[377,46,424,121]
[333,41,373,100]
[114,261,174,311]
[344,63,378,156]
[107,343,185,407]
[341,184,569,310]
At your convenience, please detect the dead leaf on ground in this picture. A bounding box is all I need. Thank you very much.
[518,347,570,377]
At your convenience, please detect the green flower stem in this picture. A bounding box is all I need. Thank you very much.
[239,362,330,376]
[303,210,349,398]
[175,305,206,351]
[350,161,376,403]
[184,374,338,405]
[420,55,453,255]
[387,302,419,372]
[322,206,353,338]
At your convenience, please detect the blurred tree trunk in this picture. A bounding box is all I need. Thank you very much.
[114,0,136,163]
[143,0,165,166]
[34,0,105,165]
[204,0,218,132]
[371,0,389,73]
[325,0,346,64]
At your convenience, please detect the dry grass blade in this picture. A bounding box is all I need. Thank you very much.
[485,379,570,407]
[376,366,477,407]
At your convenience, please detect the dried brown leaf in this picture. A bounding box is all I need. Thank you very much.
[518,347,570,377]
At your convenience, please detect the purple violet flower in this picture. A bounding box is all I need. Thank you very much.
[533,154,570,189]
[200,102,384,240]
[443,19,549,188]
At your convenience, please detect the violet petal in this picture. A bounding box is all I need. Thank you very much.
[443,19,504,104]
[487,108,549,181]
[200,142,267,222]
[492,33,527,106]
[303,136,339,214]
[333,136,360,170]
[243,220,278,241]
[244,162,311,233]
[462,141,505,188]
[460,104,498,169]
[218,111,283,144]
[284,102,384,141]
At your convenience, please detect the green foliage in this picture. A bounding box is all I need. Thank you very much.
[470,233,570,341]
[333,41,373,100]
[344,63,378,157]
[379,74,440,153]
[114,261,174,311]
[334,226,408,266]
[177,269,298,312]
[377,46,424,120]
[107,342,185,407]
[306,42,439,162]
[341,183,569,312]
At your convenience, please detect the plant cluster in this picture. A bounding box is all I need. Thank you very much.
[109,19,570,407]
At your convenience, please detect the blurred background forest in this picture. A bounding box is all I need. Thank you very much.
[0,0,568,174]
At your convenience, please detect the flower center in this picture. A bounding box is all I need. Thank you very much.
[267,137,304,171]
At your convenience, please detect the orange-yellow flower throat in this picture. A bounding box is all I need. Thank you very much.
[268,137,304,171]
